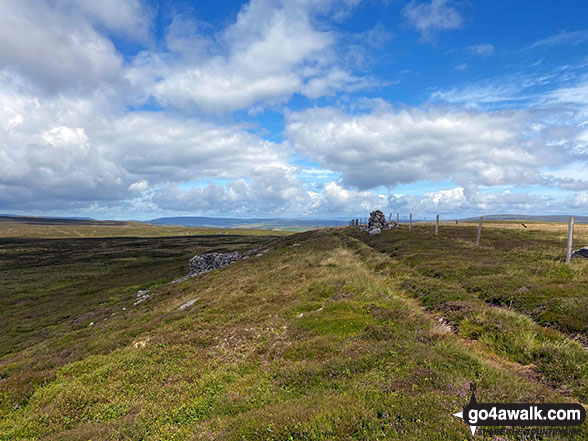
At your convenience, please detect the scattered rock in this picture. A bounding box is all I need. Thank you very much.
[572,247,588,259]
[368,227,381,236]
[517,286,531,293]
[255,248,270,257]
[179,299,197,311]
[88,321,94,327]
[170,274,191,284]
[14,404,19,410]
[134,289,152,306]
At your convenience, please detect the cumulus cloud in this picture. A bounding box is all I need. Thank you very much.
[0,78,286,210]
[65,0,151,42]
[129,180,149,191]
[1,0,586,219]
[402,0,463,40]
[151,166,310,214]
[0,0,151,93]
[285,103,584,190]
[129,0,369,113]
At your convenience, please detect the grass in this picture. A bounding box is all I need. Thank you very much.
[1,222,588,440]
[0,217,292,239]
[351,223,588,400]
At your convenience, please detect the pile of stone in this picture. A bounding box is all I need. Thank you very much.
[189,251,242,276]
[188,246,272,276]
[572,247,588,259]
[359,210,397,235]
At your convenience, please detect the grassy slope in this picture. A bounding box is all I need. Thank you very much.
[2,224,588,440]
[0,235,277,362]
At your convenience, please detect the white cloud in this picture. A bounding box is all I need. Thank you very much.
[129,180,149,191]
[402,0,463,40]
[285,103,584,190]
[65,0,151,42]
[431,82,525,107]
[129,0,369,113]
[151,165,311,214]
[0,0,586,219]
[525,30,588,50]
[467,43,494,55]
[0,77,287,210]
[0,0,140,93]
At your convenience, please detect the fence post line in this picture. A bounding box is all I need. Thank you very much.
[566,216,575,263]
[409,213,412,230]
[435,215,439,236]
[396,213,399,225]
[475,216,483,246]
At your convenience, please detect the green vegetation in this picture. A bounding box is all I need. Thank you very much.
[1,222,588,440]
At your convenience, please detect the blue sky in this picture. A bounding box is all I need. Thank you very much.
[0,0,587,219]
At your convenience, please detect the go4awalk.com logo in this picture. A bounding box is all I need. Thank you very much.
[452,383,586,437]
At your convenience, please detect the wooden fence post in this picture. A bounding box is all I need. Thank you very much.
[396,213,399,225]
[566,216,575,263]
[435,215,439,236]
[475,216,483,246]
[409,213,412,230]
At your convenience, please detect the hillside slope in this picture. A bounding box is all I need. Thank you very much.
[1,225,588,440]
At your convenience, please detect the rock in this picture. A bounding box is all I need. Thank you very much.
[189,251,242,276]
[179,299,197,311]
[359,210,397,233]
[134,289,152,306]
[572,247,588,259]
[368,210,387,228]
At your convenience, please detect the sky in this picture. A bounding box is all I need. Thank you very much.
[0,0,587,220]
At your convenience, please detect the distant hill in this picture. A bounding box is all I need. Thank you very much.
[0,215,122,226]
[147,216,344,230]
[458,214,588,224]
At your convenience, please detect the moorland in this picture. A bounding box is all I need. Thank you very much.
[1,217,588,440]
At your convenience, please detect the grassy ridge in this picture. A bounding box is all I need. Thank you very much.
[2,224,588,440]
[352,223,588,400]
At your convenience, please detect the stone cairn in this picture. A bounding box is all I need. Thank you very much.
[188,246,271,276]
[189,252,242,275]
[358,210,397,235]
